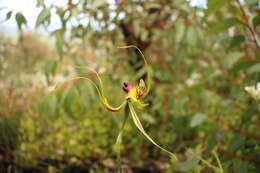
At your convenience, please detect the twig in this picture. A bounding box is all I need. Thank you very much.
[212,150,224,173]
[187,150,222,173]
[235,0,260,50]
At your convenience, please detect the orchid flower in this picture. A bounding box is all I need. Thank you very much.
[58,45,177,161]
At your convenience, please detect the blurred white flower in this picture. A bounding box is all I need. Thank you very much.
[186,72,201,86]
[245,83,260,101]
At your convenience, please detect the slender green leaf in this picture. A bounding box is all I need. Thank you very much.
[186,26,197,46]
[209,18,239,34]
[205,0,231,16]
[35,8,51,28]
[5,11,12,21]
[44,60,57,77]
[247,63,260,74]
[175,21,185,43]
[38,94,59,117]
[63,87,81,118]
[55,31,64,57]
[223,52,244,69]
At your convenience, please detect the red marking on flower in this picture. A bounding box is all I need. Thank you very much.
[137,91,145,99]
[122,82,133,93]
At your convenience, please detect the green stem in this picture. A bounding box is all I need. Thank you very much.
[117,140,122,173]
[116,105,130,173]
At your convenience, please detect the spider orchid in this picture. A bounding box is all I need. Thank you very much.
[58,45,177,161]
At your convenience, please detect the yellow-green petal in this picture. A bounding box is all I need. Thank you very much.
[117,45,152,97]
[128,102,178,161]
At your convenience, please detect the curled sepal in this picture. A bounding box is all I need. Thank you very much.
[74,66,128,112]
[117,45,152,97]
[56,76,126,112]
[128,102,178,161]
[74,66,105,95]
[103,98,127,112]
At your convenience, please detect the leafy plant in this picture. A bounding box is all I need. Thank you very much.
[1,0,260,172]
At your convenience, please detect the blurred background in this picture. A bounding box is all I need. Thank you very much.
[0,0,260,172]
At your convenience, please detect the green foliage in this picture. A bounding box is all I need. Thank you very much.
[190,113,207,128]
[206,0,231,16]
[55,31,65,58]
[19,110,115,164]
[15,12,27,30]
[1,0,260,172]
[253,14,260,27]
[44,60,57,84]
[5,11,12,21]
[35,8,51,28]
[209,18,240,34]
[0,116,20,151]
[247,63,260,74]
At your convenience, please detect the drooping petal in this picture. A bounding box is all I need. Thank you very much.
[74,66,127,112]
[128,102,178,161]
[75,66,104,95]
[102,97,127,112]
[57,76,126,112]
